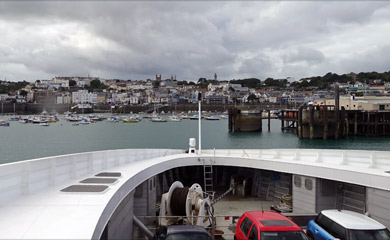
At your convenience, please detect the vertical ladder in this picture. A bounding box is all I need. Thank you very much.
[203,159,214,199]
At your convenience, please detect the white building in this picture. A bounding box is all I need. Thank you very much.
[0,94,9,101]
[61,80,69,89]
[111,93,128,104]
[57,93,72,104]
[129,96,139,105]
[72,90,97,104]
[76,80,86,88]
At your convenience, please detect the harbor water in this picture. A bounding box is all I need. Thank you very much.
[1,118,390,165]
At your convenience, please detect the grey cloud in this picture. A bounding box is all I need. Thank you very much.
[238,54,275,79]
[0,1,390,82]
[284,47,325,65]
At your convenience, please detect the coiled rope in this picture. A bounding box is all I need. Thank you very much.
[170,187,189,216]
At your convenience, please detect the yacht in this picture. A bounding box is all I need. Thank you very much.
[168,115,182,122]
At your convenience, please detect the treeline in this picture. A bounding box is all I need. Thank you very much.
[196,78,261,89]
[291,71,390,90]
[0,81,29,94]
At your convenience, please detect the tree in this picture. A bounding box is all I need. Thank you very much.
[152,81,160,88]
[264,78,276,86]
[197,78,207,83]
[247,94,258,103]
[19,90,28,98]
[90,79,101,89]
[69,80,77,87]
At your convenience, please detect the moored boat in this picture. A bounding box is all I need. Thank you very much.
[190,115,199,120]
[151,117,167,122]
[168,115,182,122]
[205,116,220,120]
[0,120,10,126]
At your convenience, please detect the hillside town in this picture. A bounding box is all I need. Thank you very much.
[1,72,390,109]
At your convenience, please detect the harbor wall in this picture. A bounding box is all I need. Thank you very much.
[0,102,285,115]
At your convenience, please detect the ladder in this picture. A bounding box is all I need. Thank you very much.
[203,159,214,199]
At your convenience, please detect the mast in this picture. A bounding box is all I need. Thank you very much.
[198,92,202,156]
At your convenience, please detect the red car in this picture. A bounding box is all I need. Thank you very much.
[234,211,310,240]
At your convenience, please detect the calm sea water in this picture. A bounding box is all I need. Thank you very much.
[1,117,390,164]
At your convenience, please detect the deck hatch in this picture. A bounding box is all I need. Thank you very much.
[61,185,108,193]
[95,172,122,177]
[80,178,117,184]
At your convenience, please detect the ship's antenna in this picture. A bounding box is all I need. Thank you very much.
[261,201,264,213]
[198,91,202,156]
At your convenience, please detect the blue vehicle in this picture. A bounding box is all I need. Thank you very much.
[306,210,390,240]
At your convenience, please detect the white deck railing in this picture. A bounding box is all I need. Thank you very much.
[202,149,390,170]
[0,149,183,204]
[1,148,390,205]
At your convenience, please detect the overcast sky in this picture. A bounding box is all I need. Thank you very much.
[0,1,389,82]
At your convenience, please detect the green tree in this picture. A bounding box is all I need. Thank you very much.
[69,80,77,87]
[152,81,160,88]
[247,93,258,102]
[90,79,101,89]
[19,90,28,98]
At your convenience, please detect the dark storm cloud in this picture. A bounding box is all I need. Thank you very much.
[0,1,389,82]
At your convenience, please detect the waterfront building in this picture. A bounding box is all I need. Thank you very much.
[0,94,8,102]
[327,96,390,111]
[129,96,140,105]
[205,94,228,104]
[110,92,128,104]
[72,90,97,104]
[96,92,107,104]
[56,93,71,104]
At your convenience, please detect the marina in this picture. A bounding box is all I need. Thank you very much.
[2,114,390,165]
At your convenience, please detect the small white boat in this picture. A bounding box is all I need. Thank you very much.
[168,116,182,122]
[19,119,28,123]
[151,117,167,122]
[39,122,49,126]
[0,120,10,127]
[205,116,220,121]
[189,115,199,120]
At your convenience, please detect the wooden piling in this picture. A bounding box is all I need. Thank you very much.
[323,106,328,140]
[375,112,379,137]
[268,110,271,131]
[309,105,314,139]
[367,112,370,136]
[354,112,358,135]
[298,106,303,139]
[340,107,346,137]
[334,85,340,140]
